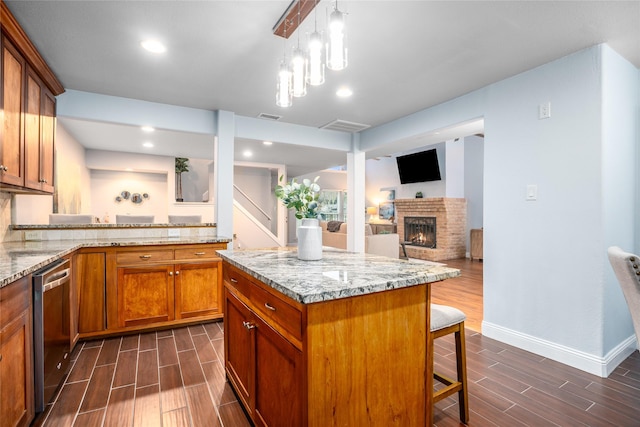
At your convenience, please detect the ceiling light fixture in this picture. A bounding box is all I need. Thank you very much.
[143,142,154,148]
[307,8,325,86]
[276,25,293,108]
[141,126,155,132]
[327,1,347,71]
[336,86,353,97]
[263,141,273,146]
[243,150,253,158]
[291,3,308,97]
[140,39,166,54]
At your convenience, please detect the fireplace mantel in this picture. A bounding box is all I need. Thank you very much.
[394,198,466,261]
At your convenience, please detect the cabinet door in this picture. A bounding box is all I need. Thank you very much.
[23,67,55,193]
[175,261,222,319]
[0,37,25,187]
[74,252,106,334]
[224,291,254,415]
[0,311,34,427]
[253,315,303,427]
[117,265,175,328]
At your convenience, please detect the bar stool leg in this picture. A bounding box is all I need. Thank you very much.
[455,325,469,424]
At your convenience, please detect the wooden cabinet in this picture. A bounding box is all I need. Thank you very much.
[24,66,55,193]
[470,228,483,261]
[1,3,63,193]
[103,243,225,334]
[0,36,25,188]
[0,276,34,427]
[225,288,304,427]
[224,261,430,427]
[73,251,106,336]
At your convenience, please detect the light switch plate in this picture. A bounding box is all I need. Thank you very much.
[526,184,538,201]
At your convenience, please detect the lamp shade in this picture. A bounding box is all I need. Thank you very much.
[366,206,378,215]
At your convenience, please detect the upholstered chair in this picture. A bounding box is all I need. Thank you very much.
[608,246,640,349]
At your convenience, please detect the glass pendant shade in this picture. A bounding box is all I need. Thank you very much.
[276,60,292,107]
[291,47,308,97]
[327,9,347,71]
[307,31,325,85]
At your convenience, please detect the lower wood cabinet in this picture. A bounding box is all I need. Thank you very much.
[224,261,431,427]
[0,276,34,427]
[73,251,106,336]
[225,290,303,427]
[117,264,175,328]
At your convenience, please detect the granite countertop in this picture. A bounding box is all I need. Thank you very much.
[0,236,232,288]
[217,248,460,304]
[10,223,217,230]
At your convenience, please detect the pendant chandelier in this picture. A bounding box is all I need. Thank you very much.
[273,0,348,108]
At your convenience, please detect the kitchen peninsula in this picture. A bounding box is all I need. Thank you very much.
[218,248,460,427]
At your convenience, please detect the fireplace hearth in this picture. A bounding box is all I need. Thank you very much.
[404,217,436,248]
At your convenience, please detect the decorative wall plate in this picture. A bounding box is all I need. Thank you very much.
[121,190,131,200]
[131,193,143,204]
[115,196,122,202]
[143,193,149,199]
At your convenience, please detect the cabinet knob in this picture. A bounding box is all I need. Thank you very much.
[39,178,48,183]
[169,271,173,276]
[0,165,7,172]
[242,321,256,330]
[264,302,276,311]
[175,271,180,275]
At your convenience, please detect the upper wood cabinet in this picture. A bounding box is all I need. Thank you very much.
[0,36,25,188]
[0,2,63,194]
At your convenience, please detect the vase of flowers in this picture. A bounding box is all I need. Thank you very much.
[275,176,323,260]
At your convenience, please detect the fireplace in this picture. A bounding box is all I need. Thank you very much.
[404,217,436,248]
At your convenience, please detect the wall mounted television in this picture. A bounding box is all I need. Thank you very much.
[396,148,441,184]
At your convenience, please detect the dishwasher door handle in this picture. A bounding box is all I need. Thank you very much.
[43,268,71,292]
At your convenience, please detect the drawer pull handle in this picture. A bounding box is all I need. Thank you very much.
[194,252,206,256]
[230,278,239,283]
[242,321,256,330]
[264,302,276,311]
[140,255,152,259]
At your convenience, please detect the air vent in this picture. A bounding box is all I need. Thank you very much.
[257,113,282,121]
[321,119,370,133]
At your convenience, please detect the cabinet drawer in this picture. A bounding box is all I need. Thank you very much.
[250,284,302,341]
[224,265,251,296]
[116,250,174,265]
[175,247,218,261]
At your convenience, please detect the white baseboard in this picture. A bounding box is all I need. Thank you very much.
[481,321,637,377]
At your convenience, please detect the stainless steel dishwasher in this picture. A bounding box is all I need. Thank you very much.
[33,258,71,413]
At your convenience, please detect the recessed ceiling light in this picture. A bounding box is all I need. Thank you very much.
[141,126,155,133]
[263,141,273,146]
[125,168,133,171]
[336,87,353,98]
[243,150,253,157]
[140,39,166,54]
[143,142,154,148]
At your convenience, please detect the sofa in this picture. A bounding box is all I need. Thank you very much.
[320,221,400,258]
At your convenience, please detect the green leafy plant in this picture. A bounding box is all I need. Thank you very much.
[275,175,321,219]
[175,157,190,174]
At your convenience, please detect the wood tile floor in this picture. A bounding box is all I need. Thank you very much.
[37,259,640,426]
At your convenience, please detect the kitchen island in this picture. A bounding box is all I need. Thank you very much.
[217,248,460,427]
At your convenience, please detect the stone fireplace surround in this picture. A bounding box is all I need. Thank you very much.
[394,198,467,261]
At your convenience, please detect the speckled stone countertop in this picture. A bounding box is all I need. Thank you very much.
[1,236,231,288]
[217,248,460,304]
[10,223,217,230]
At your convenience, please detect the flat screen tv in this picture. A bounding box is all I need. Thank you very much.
[396,149,441,184]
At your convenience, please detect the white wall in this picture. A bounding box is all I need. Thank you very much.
[464,135,484,249]
[359,45,639,376]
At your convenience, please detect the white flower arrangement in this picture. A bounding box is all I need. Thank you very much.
[274,176,321,220]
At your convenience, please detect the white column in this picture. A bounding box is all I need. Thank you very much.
[215,110,235,245]
[445,138,465,198]
[347,134,366,253]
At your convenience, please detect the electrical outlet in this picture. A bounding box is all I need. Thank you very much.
[24,231,41,241]
[538,102,551,119]
[526,184,538,201]
[168,228,180,238]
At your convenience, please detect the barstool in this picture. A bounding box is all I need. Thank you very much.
[431,303,469,424]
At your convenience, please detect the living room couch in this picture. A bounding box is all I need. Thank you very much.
[320,221,400,259]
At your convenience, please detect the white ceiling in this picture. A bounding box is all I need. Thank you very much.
[6,1,640,175]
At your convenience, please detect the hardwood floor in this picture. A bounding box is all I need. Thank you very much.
[38,259,640,426]
[432,258,484,332]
